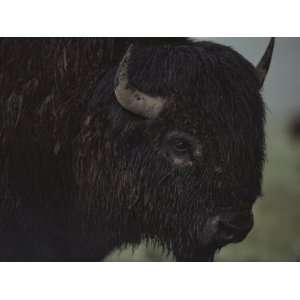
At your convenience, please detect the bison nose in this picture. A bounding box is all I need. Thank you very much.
[216,212,254,244]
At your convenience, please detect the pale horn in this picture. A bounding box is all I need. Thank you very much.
[114,45,166,119]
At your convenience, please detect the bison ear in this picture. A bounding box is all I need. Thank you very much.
[114,44,166,119]
[256,38,275,88]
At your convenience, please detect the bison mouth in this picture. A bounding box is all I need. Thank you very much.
[172,245,218,262]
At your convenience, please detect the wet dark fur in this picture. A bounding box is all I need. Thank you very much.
[0,38,265,261]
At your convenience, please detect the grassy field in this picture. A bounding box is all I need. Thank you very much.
[105,119,300,261]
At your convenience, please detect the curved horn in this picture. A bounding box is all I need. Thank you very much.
[256,38,275,87]
[114,45,166,119]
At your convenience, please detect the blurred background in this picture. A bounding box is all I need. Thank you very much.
[105,37,300,261]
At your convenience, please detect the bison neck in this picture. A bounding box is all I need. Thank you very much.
[0,121,128,260]
[0,38,145,260]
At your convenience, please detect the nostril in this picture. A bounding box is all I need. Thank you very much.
[218,221,241,242]
[217,212,254,243]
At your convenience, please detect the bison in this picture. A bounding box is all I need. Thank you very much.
[0,37,274,261]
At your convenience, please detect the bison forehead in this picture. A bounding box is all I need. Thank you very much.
[127,41,260,102]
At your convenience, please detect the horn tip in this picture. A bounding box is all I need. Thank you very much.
[257,37,276,87]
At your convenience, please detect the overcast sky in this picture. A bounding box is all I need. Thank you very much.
[195,38,299,119]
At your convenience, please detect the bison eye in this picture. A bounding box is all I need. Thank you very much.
[162,131,199,167]
[172,139,191,154]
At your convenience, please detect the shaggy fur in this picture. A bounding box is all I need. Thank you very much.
[0,38,265,261]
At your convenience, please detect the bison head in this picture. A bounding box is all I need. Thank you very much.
[85,38,274,261]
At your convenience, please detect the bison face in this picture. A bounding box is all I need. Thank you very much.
[107,39,274,261]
